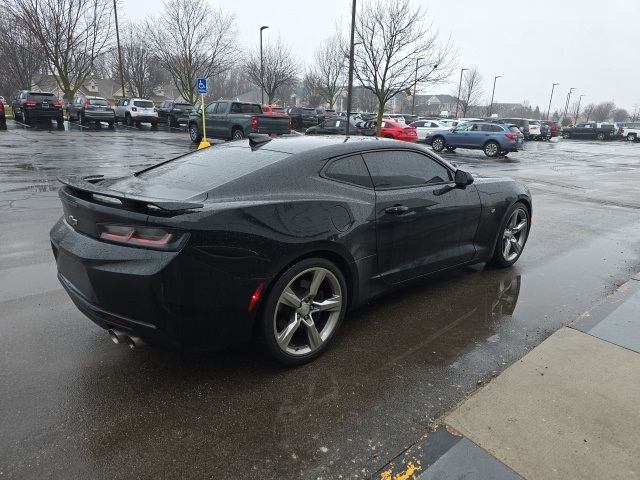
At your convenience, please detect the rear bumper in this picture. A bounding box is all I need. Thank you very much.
[131,115,158,123]
[84,111,116,122]
[25,107,63,119]
[50,218,263,350]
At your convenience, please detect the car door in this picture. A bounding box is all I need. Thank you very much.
[202,101,218,136]
[363,149,481,284]
[447,122,472,146]
[157,101,168,122]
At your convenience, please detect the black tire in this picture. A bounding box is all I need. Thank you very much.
[257,257,348,366]
[167,114,176,128]
[189,123,202,143]
[68,111,75,122]
[126,114,133,127]
[384,134,394,139]
[232,128,244,140]
[484,141,500,157]
[13,109,20,122]
[490,202,530,268]
[23,110,30,125]
[151,122,158,129]
[431,136,445,152]
[57,118,64,129]
[627,133,636,142]
[596,132,605,141]
[108,121,115,129]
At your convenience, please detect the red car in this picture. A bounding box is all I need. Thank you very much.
[0,100,6,130]
[541,120,559,138]
[380,118,418,142]
[262,104,287,116]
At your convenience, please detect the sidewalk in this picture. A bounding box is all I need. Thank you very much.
[375,275,640,480]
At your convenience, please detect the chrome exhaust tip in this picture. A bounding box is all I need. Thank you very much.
[108,329,128,345]
[125,335,144,349]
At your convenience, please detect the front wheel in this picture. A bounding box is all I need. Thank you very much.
[490,203,530,268]
[258,258,347,366]
[484,141,500,157]
[431,136,445,152]
[189,123,202,143]
[596,132,605,141]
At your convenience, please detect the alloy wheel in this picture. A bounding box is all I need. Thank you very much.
[501,208,528,262]
[485,142,499,157]
[432,137,444,151]
[273,267,342,356]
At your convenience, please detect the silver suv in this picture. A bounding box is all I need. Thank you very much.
[113,97,158,127]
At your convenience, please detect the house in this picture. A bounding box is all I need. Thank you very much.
[417,94,459,116]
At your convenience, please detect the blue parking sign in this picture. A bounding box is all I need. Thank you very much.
[196,78,208,94]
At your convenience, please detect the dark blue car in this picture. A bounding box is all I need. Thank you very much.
[427,121,524,157]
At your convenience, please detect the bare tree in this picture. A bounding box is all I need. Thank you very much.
[118,23,163,99]
[591,101,616,122]
[302,70,325,108]
[0,14,46,97]
[246,37,300,105]
[308,33,345,109]
[352,0,456,134]
[612,108,628,122]
[206,66,254,101]
[581,103,595,122]
[455,67,483,118]
[147,0,236,104]
[6,0,114,101]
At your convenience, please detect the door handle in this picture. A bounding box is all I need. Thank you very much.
[385,205,409,215]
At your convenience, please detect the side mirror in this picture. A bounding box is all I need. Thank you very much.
[455,169,474,188]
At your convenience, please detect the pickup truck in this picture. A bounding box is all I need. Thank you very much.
[562,122,617,140]
[188,100,291,142]
[622,122,640,142]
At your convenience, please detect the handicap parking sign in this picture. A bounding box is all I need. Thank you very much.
[196,78,208,94]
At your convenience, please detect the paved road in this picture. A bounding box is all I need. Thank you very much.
[1,121,640,479]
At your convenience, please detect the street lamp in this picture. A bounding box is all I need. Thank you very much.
[562,87,576,125]
[574,94,585,123]
[546,83,559,120]
[113,0,126,100]
[260,26,269,105]
[455,68,468,119]
[488,75,502,117]
[410,57,423,116]
[345,0,356,136]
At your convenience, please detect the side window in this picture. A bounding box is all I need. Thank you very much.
[363,151,452,189]
[469,123,481,131]
[230,103,241,114]
[123,100,129,106]
[205,102,217,114]
[216,102,229,114]
[324,155,372,188]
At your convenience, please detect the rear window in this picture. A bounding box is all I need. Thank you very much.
[138,146,288,190]
[509,126,520,133]
[271,107,285,114]
[134,100,154,108]
[29,92,55,100]
[175,103,192,109]
[230,103,262,114]
[89,98,108,106]
[303,108,316,113]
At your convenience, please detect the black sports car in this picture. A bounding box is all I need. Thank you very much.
[50,134,531,365]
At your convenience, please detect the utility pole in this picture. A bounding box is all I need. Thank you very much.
[345,0,356,136]
[455,68,468,119]
[488,75,501,117]
[574,94,585,124]
[260,26,269,105]
[113,0,126,100]
[562,87,576,125]
[546,83,559,120]
[410,57,423,116]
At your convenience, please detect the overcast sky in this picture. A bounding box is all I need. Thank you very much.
[121,0,637,112]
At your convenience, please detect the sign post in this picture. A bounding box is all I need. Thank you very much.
[196,77,210,150]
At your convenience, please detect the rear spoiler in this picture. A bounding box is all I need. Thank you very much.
[57,175,204,212]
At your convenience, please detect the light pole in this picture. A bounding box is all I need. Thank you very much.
[546,83,559,120]
[260,26,269,105]
[574,94,584,123]
[455,68,468,119]
[345,0,356,136]
[113,0,126,100]
[488,75,502,117]
[410,57,423,116]
[562,87,576,125]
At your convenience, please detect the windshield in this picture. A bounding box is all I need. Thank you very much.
[134,100,154,108]
[175,103,192,109]
[89,98,108,106]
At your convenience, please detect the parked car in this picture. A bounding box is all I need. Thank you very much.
[561,122,617,140]
[315,108,337,123]
[287,107,319,130]
[541,120,560,138]
[496,118,541,140]
[51,134,531,365]
[538,121,551,140]
[440,119,463,128]
[157,100,194,127]
[0,100,6,130]
[305,118,361,135]
[385,114,407,125]
[409,119,450,142]
[0,96,5,105]
[262,104,287,116]
[428,121,523,157]
[362,119,418,142]
[113,97,158,127]
[188,100,291,142]
[67,95,115,128]
[11,91,64,127]
[622,122,640,141]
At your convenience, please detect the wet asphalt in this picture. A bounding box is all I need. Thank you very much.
[1,119,640,479]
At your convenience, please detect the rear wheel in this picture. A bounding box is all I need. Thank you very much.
[126,114,133,127]
[189,123,201,143]
[490,202,530,268]
[57,117,64,129]
[258,257,347,366]
[78,112,85,126]
[431,136,445,152]
[484,141,500,157]
[596,132,605,141]
[167,114,176,128]
[108,121,115,129]
[232,128,245,140]
[627,133,637,142]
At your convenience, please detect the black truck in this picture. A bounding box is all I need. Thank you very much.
[188,100,291,142]
[562,122,617,140]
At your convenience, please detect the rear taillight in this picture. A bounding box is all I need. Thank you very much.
[251,116,259,129]
[99,224,186,250]
[82,99,89,108]
[25,99,37,106]
[131,106,137,112]
[288,117,291,131]
[0,102,4,112]
[505,133,516,140]
[52,100,62,107]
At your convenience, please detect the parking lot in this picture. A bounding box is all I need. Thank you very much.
[2,121,640,479]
